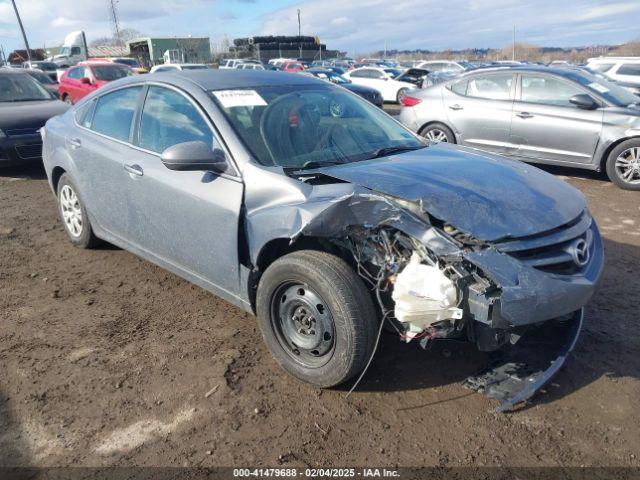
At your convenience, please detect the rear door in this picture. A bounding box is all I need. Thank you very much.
[72,85,144,239]
[509,73,603,165]
[123,84,244,293]
[443,72,516,154]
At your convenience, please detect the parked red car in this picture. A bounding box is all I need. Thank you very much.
[282,61,305,73]
[58,62,134,104]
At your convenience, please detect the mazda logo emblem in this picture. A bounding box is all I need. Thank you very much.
[568,238,590,267]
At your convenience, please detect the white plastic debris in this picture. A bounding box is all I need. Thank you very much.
[392,252,463,341]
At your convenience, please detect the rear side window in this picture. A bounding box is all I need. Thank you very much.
[91,87,142,142]
[139,86,214,153]
[618,64,640,76]
[467,73,513,100]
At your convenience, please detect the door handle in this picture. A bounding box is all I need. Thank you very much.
[68,138,82,149]
[449,104,464,111]
[516,111,534,119]
[124,163,144,177]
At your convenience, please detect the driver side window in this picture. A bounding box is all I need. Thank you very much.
[139,86,215,154]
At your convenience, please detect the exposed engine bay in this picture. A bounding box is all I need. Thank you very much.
[242,149,603,411]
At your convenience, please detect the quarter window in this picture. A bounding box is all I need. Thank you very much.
[139,86,214,154]
[618,64,640,76]
[91,87,142,142]
[76,99,97,128]
[591,63,615,73]
[449,79,468,95]
[520,75,583,106]
[467,73,513,100]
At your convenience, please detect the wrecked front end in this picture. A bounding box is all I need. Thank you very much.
[242,159,603,411]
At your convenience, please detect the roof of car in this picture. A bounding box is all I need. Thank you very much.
[119,69,326,91]
[460,65,593,78]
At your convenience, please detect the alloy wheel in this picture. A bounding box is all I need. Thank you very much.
[60,185,83,237]
[424,128,449,143]
[270,282,335,368]
[615,147,640,185]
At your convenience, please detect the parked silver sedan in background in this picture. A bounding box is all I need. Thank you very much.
[399,66,640,190]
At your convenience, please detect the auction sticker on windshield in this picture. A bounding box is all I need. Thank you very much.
[213,90,267,108]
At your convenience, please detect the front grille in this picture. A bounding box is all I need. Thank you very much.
[496,212,595,275]
[6,128,40,137]
[15,142,43,159]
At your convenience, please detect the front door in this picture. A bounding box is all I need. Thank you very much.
[124,85,244,293]
[509,73,603,165]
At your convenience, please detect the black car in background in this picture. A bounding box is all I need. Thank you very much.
[0,70,68,167]
[304,68,384,107]
[24,69,59,98]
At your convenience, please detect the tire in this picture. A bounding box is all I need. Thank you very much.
[605,139,640,190]
[256,250,377,388]
[56,173,101,248]
[396,88,408,104]
[419,123,456,143]
[62,94,73,105]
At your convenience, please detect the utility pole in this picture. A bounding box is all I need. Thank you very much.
[108,0,122,45]
[10,0,32,63]
[512,25,516,61]
[297,9,302,59]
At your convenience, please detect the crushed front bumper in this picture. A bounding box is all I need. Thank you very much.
[464,308,583,412]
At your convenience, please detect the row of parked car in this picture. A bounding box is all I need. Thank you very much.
[2,54,640,190]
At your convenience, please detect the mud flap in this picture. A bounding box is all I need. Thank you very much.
[463,309,584,412]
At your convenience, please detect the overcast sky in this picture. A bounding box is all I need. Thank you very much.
[1,0,639,55]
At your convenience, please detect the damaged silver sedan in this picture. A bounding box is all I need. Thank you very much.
[42,70,604,410]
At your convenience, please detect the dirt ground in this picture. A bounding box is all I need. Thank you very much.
[1,158,639,469]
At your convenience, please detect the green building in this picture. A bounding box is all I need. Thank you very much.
[127,37,211,67]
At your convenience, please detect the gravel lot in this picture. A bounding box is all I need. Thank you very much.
[1,154,639,468]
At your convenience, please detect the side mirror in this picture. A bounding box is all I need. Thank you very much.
[161,141,227,173]
[569,93,598,110]
[80,77,91,85]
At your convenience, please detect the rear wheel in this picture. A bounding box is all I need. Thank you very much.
[420,123,455,143]
[256,250,377,388]
[56,174,101,248]
[62,94,73,105]
[606,139,640,190]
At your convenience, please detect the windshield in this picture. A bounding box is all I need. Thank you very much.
[27,71,54,84]
[457,61,474,70]
[33,62,57,70]
[113,58,139,67]
[0,74,53,102]
[211,85,424,169]
[181,65,208,70]
[312,71,349,84]
[569,70,638,107]
[384,68,401,78]
[92,65,133,81]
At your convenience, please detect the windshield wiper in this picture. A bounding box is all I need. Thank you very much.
[293,160,346,171]
[366,144,425,160]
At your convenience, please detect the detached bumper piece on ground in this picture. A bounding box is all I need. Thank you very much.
[464,309,583,412]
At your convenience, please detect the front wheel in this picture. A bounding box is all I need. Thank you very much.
[606,139,640,190]
[256,250,377,388]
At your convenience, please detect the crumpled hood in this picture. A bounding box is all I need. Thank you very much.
[316,143,587,242]
[0,100,69,131]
